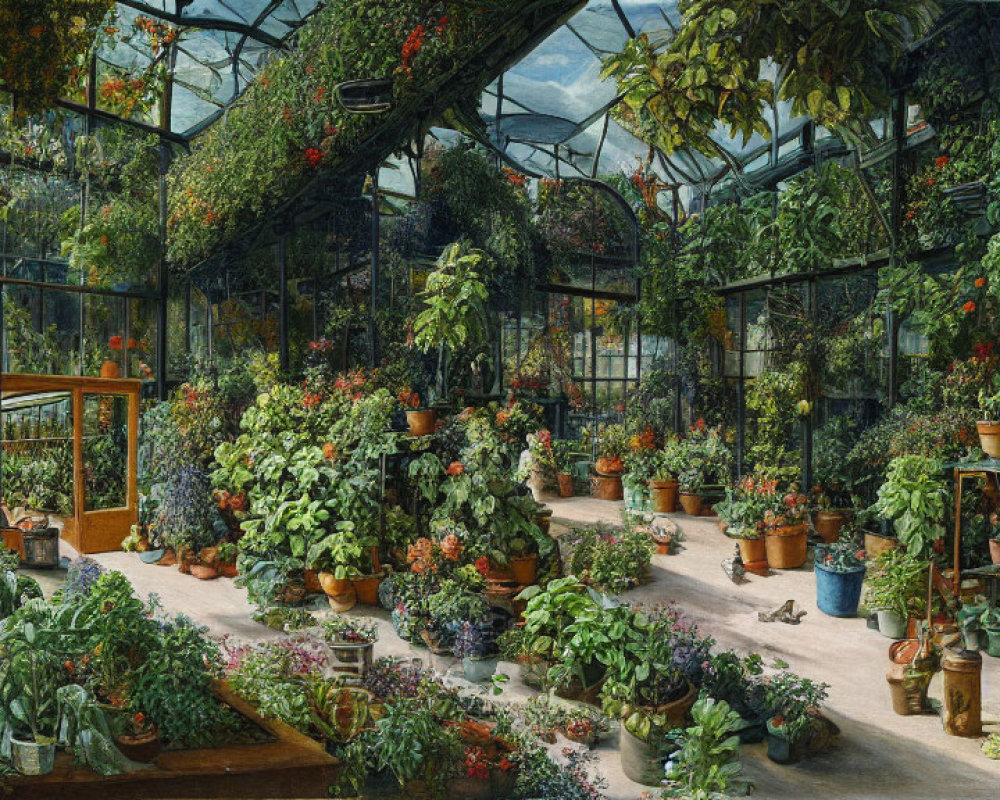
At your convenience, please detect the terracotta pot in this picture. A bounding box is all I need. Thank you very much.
[406,409,437,436]
[990,539,1000,565]
[865,531,898,559]
[977,421,1000,459]
[737,536,767,567]
[654,539,671,555]
[649,681,698,729]
[304,569,323,594]
[592,474,623,501]
[1,528,23,560]
[115,731,162,763]
[352,574,382,606]
[319,571,353,596]
[510,553,538,585]
[218,562,238,578]
[189,564,219,580]
[100,359,120,379]
[678,492,703,515]
[557,473,574,497]
[485,561,515,582]
[763,523,808,569]
[594,457,623,476]
[649,480,679,513]
[327,589,358,613]
[813,510,850,543]
[156,548,177,567]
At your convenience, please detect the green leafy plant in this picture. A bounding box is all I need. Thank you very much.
[864,549,928,621]
[306,521,378,580]
[663,696,750,800]
[762,671,829,744]
[872,455,946,557]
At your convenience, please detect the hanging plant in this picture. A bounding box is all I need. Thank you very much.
[0,0,115,114]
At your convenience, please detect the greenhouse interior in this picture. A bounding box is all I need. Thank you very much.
[3,1,1000,798]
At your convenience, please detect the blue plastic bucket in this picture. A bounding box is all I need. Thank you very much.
[815,562,865,617]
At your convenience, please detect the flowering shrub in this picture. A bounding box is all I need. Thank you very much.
[816,540,866,573]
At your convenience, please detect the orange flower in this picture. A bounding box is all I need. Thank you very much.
[935,156,949,170]
[975,277,987,289]
[446,461,464,476]
[440,534,462,561]
[496,410,510,425]
[474,556,490,577]
[964,301,976,314]
[322,443,335,460]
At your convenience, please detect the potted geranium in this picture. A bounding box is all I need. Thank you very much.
[306,521,379,612]
[398,388,435,436]
[623,427,657,510]
[762,490,810,570]
[593,423,627,500]
[814,540,866,617]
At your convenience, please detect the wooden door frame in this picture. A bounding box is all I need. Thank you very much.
[1,374,141,554]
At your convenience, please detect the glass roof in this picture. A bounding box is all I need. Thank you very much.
[478,0,815,196]
[94,1,322,137]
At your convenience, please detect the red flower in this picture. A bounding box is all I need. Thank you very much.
[108,335,123,351]
[496,410,510,425]
[935,156,949,169]
[963,301,976,314]
[975,277,987,289]
[401,24,426,71]
[537,429,552,448]
[925,177,935,187]
[446,461,464,476]
[474,557,490,577]
[304,148,323,168]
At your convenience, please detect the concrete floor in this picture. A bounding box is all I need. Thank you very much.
[26,498,1000,799]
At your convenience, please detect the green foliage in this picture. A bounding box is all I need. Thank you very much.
[745,367,803,479]
[565,525,655,595]
[872,455,946,557]
[413,242,492,356]
[663,696,750,800]
[762,671,829,742]
[306,521,378,580]
[864,549,928,621]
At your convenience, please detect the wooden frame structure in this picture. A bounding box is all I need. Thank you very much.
[0,373,141,554]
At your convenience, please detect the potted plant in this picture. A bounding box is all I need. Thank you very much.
[426,581,490,651]
[762,672,830,764]
[989,514,1000,565]
[720,476,774,570]
[601,606,711,785]
[676,422,732,516]
[454,620,501,683]
[814,540,866,617]
[114,711,163,763]
[398,388,435,436]
[323,617,379,666]
[865,549,928,639]
[977,380,1000,458]
[0,613,64,775]
[565,525,654,596]
[562,707,610,748]
[762,491,810,570]
[215,541,238,578]
[872,455,947,559]
[649,441,681,513]
[662,696,751,799]
[593,423,627,500]
[553,440,578,498]
[306,522,378,611]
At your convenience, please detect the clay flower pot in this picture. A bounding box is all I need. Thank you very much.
[115,731,162,763]
[989,539,1000,565]
[649,479,679,513]
[678,492,703,516]
[510,553,538,585]
[763,523,808,569]
[100,360,120,379]
[189,564,219,581]
[592,474,623,501]
[977,421,1000,458]
[813,510,850,543]
[406,409,437,436]
[352,573,383,606]
[557,473,574,497]
[737,536,767,569]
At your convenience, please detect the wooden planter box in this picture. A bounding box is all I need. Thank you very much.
[10,682,340,799]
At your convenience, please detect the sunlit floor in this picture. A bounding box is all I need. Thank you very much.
[27,499,1000,800]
